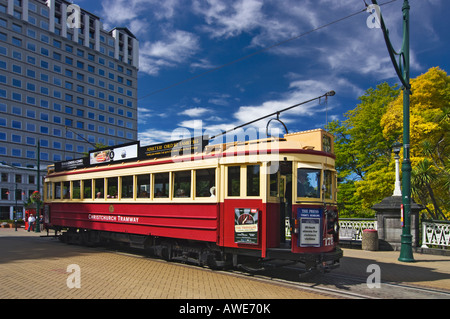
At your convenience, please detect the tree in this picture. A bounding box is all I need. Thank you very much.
[326,82,400,216]
[328,68,449,219]
[381,67,450,219]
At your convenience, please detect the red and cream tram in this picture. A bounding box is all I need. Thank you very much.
[43,129,342,272]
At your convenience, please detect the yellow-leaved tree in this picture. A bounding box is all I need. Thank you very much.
[381,67,450,220]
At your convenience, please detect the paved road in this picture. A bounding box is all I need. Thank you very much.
[0,228,331,300]
[1,227,449,301]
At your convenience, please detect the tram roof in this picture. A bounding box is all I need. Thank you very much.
[47,129,334,175]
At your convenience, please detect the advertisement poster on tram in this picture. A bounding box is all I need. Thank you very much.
[234,208,259,244]
[298,208,322,247]
[89,142,139,165]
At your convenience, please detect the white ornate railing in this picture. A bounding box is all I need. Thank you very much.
[421,220,450,249]
[339,218,377,242]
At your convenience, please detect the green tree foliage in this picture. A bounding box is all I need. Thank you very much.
[327,83,400,217]
[382,67,450,220]
[328,67,449,219]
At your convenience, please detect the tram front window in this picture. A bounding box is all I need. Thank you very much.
[297,168,320,198]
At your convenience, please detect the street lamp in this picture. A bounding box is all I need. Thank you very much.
[392,142,402,197]
[34,141,41,233]
[371,0,414,262]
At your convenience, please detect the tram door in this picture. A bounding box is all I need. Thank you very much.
[278,161,292,245]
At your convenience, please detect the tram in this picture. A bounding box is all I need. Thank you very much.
[43,128,342,272]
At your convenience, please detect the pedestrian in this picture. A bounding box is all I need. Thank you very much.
[39,215,44,231]
[27,214,36,232]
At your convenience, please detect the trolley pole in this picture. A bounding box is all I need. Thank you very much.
[371,0,414,262]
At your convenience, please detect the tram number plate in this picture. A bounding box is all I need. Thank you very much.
[298,208,322,247]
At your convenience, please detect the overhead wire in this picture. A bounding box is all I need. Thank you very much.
[137,0,400,101]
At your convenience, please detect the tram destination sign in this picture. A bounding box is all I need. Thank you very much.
[139,136,208,160]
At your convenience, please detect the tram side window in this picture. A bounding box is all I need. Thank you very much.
[94,178,104,199]
[228,166,240,197]
[46,182,53,200]
[268,162,279,197]
[154,173,169,198]
[297,168,320,198]
[324,170,333,200]
[174,171,191,198]
[247,165,260,196]
[137,174,150,198]
[72,180,81,199]
[107,177,118,198]
[55,182,61,199]
[63,181,70,199]
[196,168,215,197]
[83,179,92,199]
[121,176,134,198]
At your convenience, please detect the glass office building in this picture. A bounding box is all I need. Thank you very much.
[0,0,139,220]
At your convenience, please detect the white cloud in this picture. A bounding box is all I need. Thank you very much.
[180,107,211,117]
[193,0,265,38]
[144,31,199,62]
[138,128,176,145]
[101,0,139,26]
[139,30,200,75]
[233,79,329,126]
[190,58,216,71]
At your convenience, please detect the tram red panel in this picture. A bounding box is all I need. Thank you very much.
[219,199,280,254]
[49,202,219,242]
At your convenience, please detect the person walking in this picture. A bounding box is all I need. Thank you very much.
[27,214,36,232]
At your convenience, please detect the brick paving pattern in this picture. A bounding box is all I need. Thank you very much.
[0,228,327,299]
[1,228,449,299]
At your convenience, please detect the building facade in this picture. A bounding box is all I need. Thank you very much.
[0,0,139,220]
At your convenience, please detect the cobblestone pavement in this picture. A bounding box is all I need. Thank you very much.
[0,228,330,299]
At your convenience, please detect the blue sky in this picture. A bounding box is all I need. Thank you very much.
[78,0,449,146]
